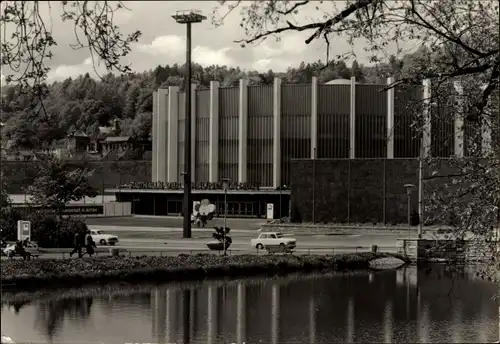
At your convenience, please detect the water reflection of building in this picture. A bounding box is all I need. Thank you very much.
[397,266,418,287]
[146,268,497,344]
[346,297,354,343]
[383,300,393,343]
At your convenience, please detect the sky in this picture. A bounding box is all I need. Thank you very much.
[1,1,404,83]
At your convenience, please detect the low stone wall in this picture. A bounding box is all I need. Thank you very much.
[397,239,497,263]
[103,202,132,217]
[1,161,151,193]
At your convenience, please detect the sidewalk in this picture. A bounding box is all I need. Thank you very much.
[87,224,258,234]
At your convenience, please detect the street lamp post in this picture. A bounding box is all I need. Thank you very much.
[172,10,206,239]
[404,184,415,236]
[222,178,230,255]
[418,143,424,239]
[279,185,283,219]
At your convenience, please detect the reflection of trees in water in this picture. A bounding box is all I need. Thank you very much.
[35,297,93,339]
[3,300,32,314]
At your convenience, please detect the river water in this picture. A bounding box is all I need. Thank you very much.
[1,265,498,344]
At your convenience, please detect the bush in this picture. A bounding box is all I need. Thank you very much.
[0,207,23,241]
[0,252,410,289]
[29,212,88,248]
[0,208,87,248]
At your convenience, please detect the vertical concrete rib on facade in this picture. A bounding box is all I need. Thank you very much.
[386,77,395,159]
[453,81,464,158]
[247,84,273,187]
[281,84,311,186]
[218,86,239,183]
[191,84,197,183]
[152,91,158,182]
[195,88,211,183]
[311,77,318,159]
[273,78,282,189]
[209,81,219,182]
[238,79,249,183]
[349,77,356,159]
[167,86,179,182]
[422,79,432,158]
[157,88,168,182]
[355,84,387,158]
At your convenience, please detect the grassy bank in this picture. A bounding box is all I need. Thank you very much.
[1,252,409,290]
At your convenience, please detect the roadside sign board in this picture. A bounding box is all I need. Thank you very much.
[17,220,31,241]
[266,203,274,219]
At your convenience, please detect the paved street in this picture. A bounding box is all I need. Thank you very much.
[2,216,422,260]
[82,218,409,258]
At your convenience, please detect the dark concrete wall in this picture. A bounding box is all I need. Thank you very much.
[290,158,458,224]
[1,161,152,193]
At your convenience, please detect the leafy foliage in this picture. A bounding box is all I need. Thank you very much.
[28,212,88,248]
[0,252,400,285]
[0,171,11,207]
[1,1,141,97]
[0,207,88,247]
[0,207,22,241]
[26,154,97,208]
[211,226,233,246]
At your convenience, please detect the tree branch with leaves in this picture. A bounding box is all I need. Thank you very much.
[26,154,97,212]
[1,1,141,100]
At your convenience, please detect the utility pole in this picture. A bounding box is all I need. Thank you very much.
[172,10,206,239]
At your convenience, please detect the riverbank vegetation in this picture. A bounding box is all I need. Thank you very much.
[0,252,408,290]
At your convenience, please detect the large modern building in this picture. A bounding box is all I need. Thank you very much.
[108,77,494,219]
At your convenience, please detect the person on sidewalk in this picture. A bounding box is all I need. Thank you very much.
[69,232,82,258]
[83,230,96,257]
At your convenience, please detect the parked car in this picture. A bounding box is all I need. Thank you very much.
[250,232,296,250]
[90,230,119,246]
[2,243,16,257]
[1,334,16,343]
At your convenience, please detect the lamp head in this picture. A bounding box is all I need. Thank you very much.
[222,178,231,191]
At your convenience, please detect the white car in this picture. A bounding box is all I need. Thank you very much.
[1,335,16,343]
[2,244,16,257]
[90,230,119,246]
[250,232,296,250]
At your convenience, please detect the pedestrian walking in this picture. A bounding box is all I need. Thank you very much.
[69,232,82,258]
[83,230,96,257]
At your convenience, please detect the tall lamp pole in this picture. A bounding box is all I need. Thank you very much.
[222,178,230,255]
[418,143,424,238]
[172,10,206,239]
[404,184,415,237]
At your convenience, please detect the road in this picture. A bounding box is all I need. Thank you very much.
[2,217,417,259]
[84,221,409,256]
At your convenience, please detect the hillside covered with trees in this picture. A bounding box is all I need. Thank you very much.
[1,56,407,151]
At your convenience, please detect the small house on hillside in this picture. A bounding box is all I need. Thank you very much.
[67,130,90,153]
